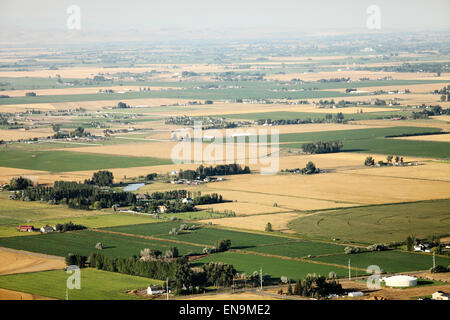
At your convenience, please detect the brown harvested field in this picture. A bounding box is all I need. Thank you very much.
[200,189,356,211]
[203,169,450,206]
[340,161,450,183]
[393,134,450,143]
[200,212,303,232]
[140,123,380,141]
[0,167,50,185]
[441,236,450,244]
[0,288,54,300]
[353,119,450,131]
[291,106,400,114]
[413,272,450,283]
[0,64,233,79]
[62,134,378,167]
[196,202,291,216]
[62,141,179,159]
[181,292,280,300]
[337,279,450,300]
[61,141,272,164]
[0,86,181,97]
[0,128,53,141]
[0,248,65,276]
[0,98,194,112]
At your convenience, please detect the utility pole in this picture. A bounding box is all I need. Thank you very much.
[348,259,351,280]
[260,267,263,291]
[166,277,169,300]
[433,252,436,269]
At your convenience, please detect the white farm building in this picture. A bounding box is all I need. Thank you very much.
[147,286,164,295]
[382,275,417,288]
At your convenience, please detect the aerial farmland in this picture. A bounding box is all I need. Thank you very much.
[0,2,449,308]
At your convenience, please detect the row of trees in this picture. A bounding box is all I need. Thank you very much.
[52,126,90,139]
[7,176,33,190]
[178,164,250,180]
[55,221,86,232]
[282,161,320,175]
[8,170,225,214]
[291,273,343,298]
[365,156,404,166]
[86,252,236,291]
[302,141,343,154]
[254,112,346,126]
[85,170,114,186]
[11,180,136,210]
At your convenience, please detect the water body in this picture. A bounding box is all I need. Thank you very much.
[123,183,145,192]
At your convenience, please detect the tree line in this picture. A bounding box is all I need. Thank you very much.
[178,164,250,180]
[302,141,343,154]
[8,171,225,214]
[254,113,346,126]
[73,252,236,293]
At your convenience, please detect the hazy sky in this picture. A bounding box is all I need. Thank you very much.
[0,0,449,33]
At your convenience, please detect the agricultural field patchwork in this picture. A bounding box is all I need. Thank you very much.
[0,230,202,258]
[193,252,349,281]
[307,250,450,274]
[0,149,171,172]
[288,199,450,244]
[0,18,450,302]
[0,269,162,300]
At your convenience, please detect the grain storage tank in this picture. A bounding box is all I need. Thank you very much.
[382,275,417,287]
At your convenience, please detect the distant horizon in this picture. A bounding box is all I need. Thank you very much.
[1,0,449,45]
[1,27,450,47]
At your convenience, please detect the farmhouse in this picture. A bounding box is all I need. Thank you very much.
[147,286,164,295]
[40,225,55,233]
[156,205,167,213]
[182,198,194,204]
[18,225,35,232]
[432,291,450,300]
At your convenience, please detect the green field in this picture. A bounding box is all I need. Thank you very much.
[288,199,450,244]
[0,149,171,172]
[308,250,450,274]
[0,230,202,258]
[102,221,195,237]
[193,251,348,281]
[279,126,450,158]
[340,138,450,158]
[0,194,160,238]
[0,195,96,226]
[242,240,346,258]
[0,88,348,105]
[0,269,162,300]
[279,126,441,143]
[106,223,296,248]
